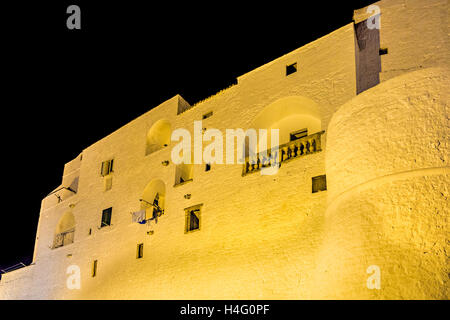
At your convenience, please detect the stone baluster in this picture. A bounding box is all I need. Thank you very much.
[311,137,317,152]
[289,144,296,159]
[281,146,289,161]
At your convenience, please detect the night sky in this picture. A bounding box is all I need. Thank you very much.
[1,1,374,272]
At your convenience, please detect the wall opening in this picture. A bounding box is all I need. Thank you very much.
[379,48,388,55]
[202,111,213,120]
[136,243,144,259]
[175,163,193,186]
[312,175,327,193]
[100,159,114,177]
[53,211,75,249]
[184,204,202,233]
[286,63,297,76]
[290,128,308,141]
[101,207,112,228]
[246,96,322,154]
[92,260,98,277]
[146,119,172,155]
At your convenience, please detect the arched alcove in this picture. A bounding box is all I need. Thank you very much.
[53,211,75,248]
[141,179,166,221]
[247,96,322,154]
[146,119,172,155]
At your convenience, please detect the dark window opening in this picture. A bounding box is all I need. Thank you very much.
[92,260,98,277]
[101,207,112,227]
[312,175,327,193]
[188,210,200,231]
[205,163,211,171]
[202,111,213,120]
[286,63,297,76]
[379,48,388,55]
[185,205,202,233]
[290,128,308,141]
[137,243,144,259]
[101,159,114,176]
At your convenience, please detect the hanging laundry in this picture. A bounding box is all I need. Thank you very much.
[131,210,146,224]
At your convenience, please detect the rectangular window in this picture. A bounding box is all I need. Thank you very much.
[136,243,144,259]
[286,62,297,76]
[100,159,114,177]
[185,204,202,233]
[101,207,112,227]
[290,128,308,141]
[202,111,213,120]
[92,260,98,277]
[312,175,327,193]
[205,163,211,171]
[379,48,388,55]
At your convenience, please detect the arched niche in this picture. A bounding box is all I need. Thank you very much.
[247,96,322,154]
[141,179,166,220]
[54,211,75,248]
[146,119,172,155]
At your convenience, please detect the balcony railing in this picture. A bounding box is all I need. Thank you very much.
[52,228,75,249]
[242,130,325,176]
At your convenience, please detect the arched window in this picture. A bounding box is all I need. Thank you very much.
[53,211,75,248]
[146,119,172,155]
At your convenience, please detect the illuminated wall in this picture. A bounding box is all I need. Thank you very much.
[314,67,449,299]
[0,0,448,300]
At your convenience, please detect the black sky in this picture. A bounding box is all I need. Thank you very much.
[1,0,374,271]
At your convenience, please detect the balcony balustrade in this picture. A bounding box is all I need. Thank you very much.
[52,228,75,249]
[242,130,325,176]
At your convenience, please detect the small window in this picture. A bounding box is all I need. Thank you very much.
[185,204,202,233]
[92,260,98,277]
[312,175,327,193]
[202,111,213,120]
[101,207,112,228]
[136,243,144,259]
[205,163,211,171]
[286,63,297,76]
[101,159,114,177]
[290,128,308,141]
[379,48,388,55]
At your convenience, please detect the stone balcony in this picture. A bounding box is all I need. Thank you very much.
[242,130,325,176]
[52,228,75,249]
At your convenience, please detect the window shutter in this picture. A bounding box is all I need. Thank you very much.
[104,161,110,176]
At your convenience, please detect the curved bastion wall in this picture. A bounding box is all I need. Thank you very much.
[313,67,449,299]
